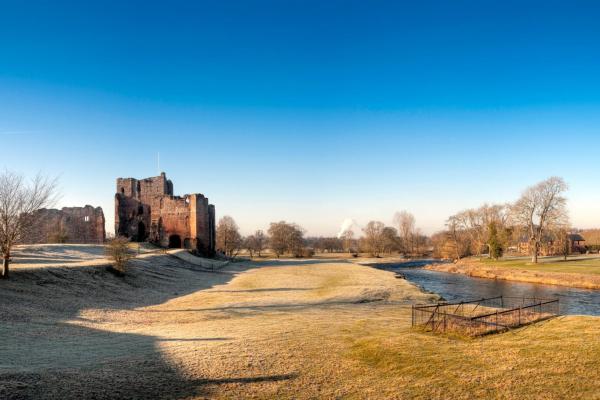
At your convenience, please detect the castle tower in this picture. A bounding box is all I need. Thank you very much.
[114,173,215,257]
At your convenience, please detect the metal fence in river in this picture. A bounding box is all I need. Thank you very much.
[412,296,559,336]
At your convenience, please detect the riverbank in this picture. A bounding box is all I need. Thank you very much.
[4,246,600,398]
[426,256,600,290]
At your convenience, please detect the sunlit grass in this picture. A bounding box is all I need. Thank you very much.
[343,316,600,399]
[479,256,600,275]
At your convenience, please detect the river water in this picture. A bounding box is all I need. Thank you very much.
[378,260,600,316]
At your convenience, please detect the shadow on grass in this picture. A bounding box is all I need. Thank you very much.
[0,252,291,399]
[155,337,232,342]
[198,373,298,384]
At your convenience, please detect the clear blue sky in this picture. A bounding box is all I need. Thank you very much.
[2,1,600,235]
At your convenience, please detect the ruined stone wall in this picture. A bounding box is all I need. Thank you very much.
[156,196,191,248]
[23,206,106,244]
[115,173,173,241]
[116,173,173,202]
[115,194,149,240]
[208,204,216,255]
[190,194,212,256]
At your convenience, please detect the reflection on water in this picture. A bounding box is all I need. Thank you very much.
[381,260,600,316]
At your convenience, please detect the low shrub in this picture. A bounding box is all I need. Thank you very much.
[105,236,136,274]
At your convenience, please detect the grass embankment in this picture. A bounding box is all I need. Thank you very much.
[344,315,600,399]
[427,256,600,289]
[4,246,600,399]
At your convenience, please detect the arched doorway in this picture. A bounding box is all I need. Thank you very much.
[137,221,146,242]
[168,235,182,248]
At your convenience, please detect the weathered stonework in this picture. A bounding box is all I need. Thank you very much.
[24,206,106,244]
[115,173,215,256]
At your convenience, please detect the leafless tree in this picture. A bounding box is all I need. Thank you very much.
[244,229,267,258]
[318,237,343,253]
[0,171,58,279]
[430,231,447,258]
[413,228,428,255]
[446,215,472,260]
[511,177,569,263]
[452,204,510,257]
[340,229,355,253]
[381,226,400,254]
[452,209,484,256]
[216,216,243,257]
[252,229,266,257]
[244,235,256,258]
[268,222,288,257]
[362,221,385,257]
[393,211,415,254]
[268,221,306,257]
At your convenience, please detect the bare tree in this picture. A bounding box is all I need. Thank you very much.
[362,221,385,257]
[511,177,569,263]
[244,229,267,258]
[318,237,343,253]
[446,215,472,260]
[413,228,427,255]
[394,211,415,254]
[287,224,306,257]
[252,229,266,257]
[244,235,255,258]
[340,229,355,253]
[452,204,510,257]
[268,222,288,257]
[452,209,484,256]
[216,216,243,257]
[381,226,400,254]
[0,171,58,279]
[268,221,306,257]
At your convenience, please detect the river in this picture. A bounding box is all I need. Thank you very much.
[378,260,600,316]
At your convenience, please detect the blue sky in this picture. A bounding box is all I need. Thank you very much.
[2,1,600,235]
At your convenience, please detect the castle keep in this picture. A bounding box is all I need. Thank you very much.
[115,173,216,256]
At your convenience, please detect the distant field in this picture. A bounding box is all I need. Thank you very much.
[479,255,600,275]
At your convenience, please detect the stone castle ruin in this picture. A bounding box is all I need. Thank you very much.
[115,173,216,256]
[23,206,106,244]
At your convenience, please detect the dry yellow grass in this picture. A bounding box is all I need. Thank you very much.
[2,246,600,399]
[343,315,600,399]
[428,256,600,289]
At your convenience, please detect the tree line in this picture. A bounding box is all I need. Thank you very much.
[1,169,576,281]
[216,218,306,258]
[434,177,570,263]
[216,210,428,259]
